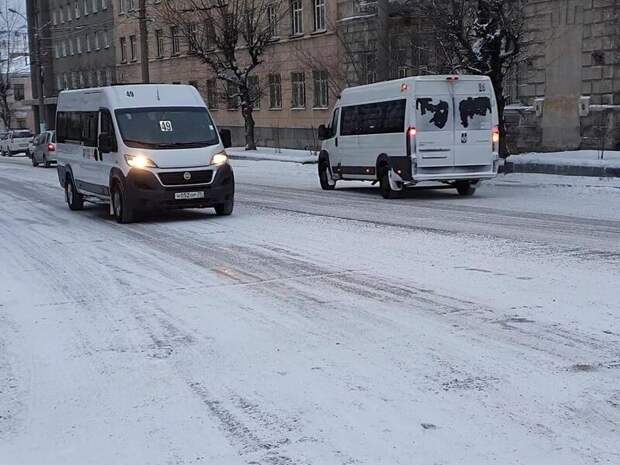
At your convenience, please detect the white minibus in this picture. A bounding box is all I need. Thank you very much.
[55,84,234,223]
[317,75,500,198]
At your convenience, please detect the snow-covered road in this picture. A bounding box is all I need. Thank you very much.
[1,156,619,465]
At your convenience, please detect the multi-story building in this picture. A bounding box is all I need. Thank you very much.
[26,0,117,130]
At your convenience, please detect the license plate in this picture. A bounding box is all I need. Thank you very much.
[175,191,205,200]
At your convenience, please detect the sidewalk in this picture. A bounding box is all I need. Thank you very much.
[503,150,620,177]
[227,147,318,164]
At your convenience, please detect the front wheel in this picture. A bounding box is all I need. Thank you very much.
[318,161,336,191]
[456,182,476,196]
[215,196,234,216]
[111,182,135,224]
[65,175,84,210]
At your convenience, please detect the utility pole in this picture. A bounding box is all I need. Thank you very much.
[139,0,150,83]
[17,3,46,131]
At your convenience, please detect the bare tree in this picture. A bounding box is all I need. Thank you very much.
[0,2,27,130]
[419,0,524,156]
[158,0,285,150]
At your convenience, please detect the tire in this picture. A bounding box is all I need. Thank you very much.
[65,175,84,211]
[32,157,39,167]
[456,182,476,196]
[214,196,234,216]
[43,155,51,168]
[379,169,400,199]
[111,181,135,224]
[318,161,336,191]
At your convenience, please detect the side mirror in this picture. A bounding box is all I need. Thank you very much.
[317,124,329,140]
[98,133,113,153]
[219,128,232,148]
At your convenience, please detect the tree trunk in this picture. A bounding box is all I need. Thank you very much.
[242,105,257,151]
[489,73,510,158]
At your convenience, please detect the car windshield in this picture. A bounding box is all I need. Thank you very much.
[13,130,33,138]
[115,107,219,149]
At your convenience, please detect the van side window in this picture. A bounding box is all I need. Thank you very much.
[341,106,358,136]
[100,110,118,151]
[82,113,98,147]
[340,99,406,136]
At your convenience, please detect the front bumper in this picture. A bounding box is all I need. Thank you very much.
[125,163,235,211]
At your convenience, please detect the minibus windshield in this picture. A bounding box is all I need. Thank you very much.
[115,106,220,149]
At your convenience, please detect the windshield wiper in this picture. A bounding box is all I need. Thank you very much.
[122,139,153,148]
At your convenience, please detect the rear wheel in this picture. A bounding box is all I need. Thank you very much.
[456,182,476,196]
[318,161,336,191]
[379,169,402,199]
[111,182,135,224]
[43,155,51,168]
[32,155,39,167]
[65,175,84,210]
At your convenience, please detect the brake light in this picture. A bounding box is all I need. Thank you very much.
[406,127,417,156]
[492,127,500,151]
[48,143,55,151]
[447,76,460,81]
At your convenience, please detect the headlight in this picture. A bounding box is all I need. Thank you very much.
[125,154,158,169]
[210,152,228,165]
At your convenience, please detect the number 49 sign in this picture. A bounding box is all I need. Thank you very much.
[159,120,173,132]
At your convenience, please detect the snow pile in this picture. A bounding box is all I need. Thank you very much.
[508,150,620,168]
[227,147,318,164]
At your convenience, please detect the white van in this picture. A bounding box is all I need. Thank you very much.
[55,84,234,223]
[317,75,500,198]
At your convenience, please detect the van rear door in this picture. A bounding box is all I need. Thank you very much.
[453,80,494,166]
[414,82,454,167]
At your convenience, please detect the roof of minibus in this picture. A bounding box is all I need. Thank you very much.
[338,75,493,106]
[56,84,206,111]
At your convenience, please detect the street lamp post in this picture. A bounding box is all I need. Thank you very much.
[11,6,46,132]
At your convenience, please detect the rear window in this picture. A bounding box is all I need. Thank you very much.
[340,99,406,136]
[457,96,492,130]
[416,96,453,132]
[13,130,33,138]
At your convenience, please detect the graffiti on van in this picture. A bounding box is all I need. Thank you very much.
[416,98,450,129]
[459,97,492,128]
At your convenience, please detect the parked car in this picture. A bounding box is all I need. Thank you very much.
[31,131,56,167]
[317,75,500,198]
[55,84,234,223]
[1,129,35,157]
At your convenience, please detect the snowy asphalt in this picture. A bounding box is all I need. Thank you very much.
[1,156,619,465]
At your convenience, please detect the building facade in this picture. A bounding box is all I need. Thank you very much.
[505,0,620,152]
[26,0,118,130]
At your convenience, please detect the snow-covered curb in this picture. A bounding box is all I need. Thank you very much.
[227,147,318,164]
[504,150,620,177]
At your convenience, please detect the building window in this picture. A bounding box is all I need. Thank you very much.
[66,4,72,21]
[79,72,85,88]
[13,84,24,101]
[102,0,107,10]
[204,19,216,49]
[171,26,180,55]
[314,0,326,31]
[128,0,135,11]
[92,0,98,13]
[97,70,102,86]
[55,43,60,58]
[129,35,137,61]
[69,38,74,55]
[75,1,80,18]
[291,0,303,35]
[52,9,57,25]
[57,75,63,91]
[291,72,305,108]
[249,76,260,109]
[268,73,282,109]
[206,79,218,109]
[59,7,64,23]
[104,30,110,48]
[83,0,89,15]
[267,4,278,38]
[189,23,198,53]
[119,0,125,13]
[313,70,328,108]
[226,82,239,109]
[95,31,100,50]
[62,40,67,57]
[155,29,164,57]
[76,36,82,53]
[364,53,376,84]
[106,68,113,85]
[86,34,91,52]
[120,37,127,62]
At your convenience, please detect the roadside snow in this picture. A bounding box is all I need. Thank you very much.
[509,150,620,168]
[227,147,318,164]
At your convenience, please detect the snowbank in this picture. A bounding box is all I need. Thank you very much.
[227,147,318,164]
